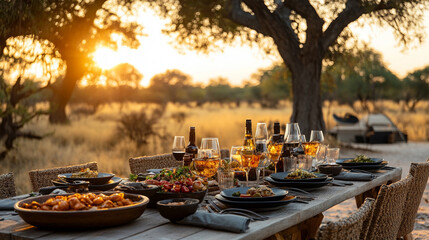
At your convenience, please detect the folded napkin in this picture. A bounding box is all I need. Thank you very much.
[0,193,36,210]
[334,172,376,181]
[176,210,250,233]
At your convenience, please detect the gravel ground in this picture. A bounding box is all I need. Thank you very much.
[322,142,429,239]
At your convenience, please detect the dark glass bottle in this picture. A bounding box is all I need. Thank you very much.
[268,123,283,172]
[185,127,198,166]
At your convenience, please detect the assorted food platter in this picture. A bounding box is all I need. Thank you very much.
[14,192,149,229]
[270,171,328,182]
[220,187,287,201]
[265,176,332,188]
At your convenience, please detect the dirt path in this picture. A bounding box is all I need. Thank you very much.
[323,142,429,239]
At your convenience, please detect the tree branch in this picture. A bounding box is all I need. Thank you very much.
[272,1,299,44]
[225,0,269,36]
[322,0,365,51]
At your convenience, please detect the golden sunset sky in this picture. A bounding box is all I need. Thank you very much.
[93,9,429,87]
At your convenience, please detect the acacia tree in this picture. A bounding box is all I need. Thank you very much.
[0,0,142,123]
[147,0,428,136]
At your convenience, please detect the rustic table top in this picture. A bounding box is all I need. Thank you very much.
[0,167,401,240]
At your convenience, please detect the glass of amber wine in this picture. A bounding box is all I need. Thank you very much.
[193,138,221,178]
[241,146,258,186]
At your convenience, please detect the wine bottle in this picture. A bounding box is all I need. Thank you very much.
[242,119,256,169]
[185,127,198,165]
[268,122,284,172]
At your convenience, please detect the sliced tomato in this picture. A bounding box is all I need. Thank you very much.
[240,194,251,198]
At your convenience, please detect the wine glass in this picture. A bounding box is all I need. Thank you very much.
[230,146,243,170]
[255,139,269,185]
[172,136,185,161]
[326,148,340,165]
[284,123,301,141]
[255,123,268,140]
[193,138,221,178]
[316,144,329,166]
[310,130,325,143]
[200,138,220,158]
[241,145,256,187]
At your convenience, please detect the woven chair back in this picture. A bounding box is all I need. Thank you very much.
[316,198,375,240]
[365,175,413,240]
[129,154,181,174]
[28,162,98,192]
[397,159,429,238]
[0,172,16,199]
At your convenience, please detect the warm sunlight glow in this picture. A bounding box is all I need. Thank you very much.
[93,47,121,70]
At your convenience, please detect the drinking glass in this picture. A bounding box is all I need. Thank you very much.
[326,148,340,165]
[315,144,329,165]
[284,123,301,141]
[255,139,269,185]
[230,146,243,170]
[172,136,185,161]
[217,170,235,190]
[194,149,220,178]
[310,130,325,143]
[193,138,221,178]
[255,123,268,140]
[200,138,221,158]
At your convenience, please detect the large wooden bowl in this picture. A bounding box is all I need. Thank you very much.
[14,193,149,229]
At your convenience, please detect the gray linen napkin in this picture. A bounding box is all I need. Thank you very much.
[334,172,376,181]
[0,194,35,210]
[176,210,250,233]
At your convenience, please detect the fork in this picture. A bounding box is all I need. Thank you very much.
[207,199,269,221]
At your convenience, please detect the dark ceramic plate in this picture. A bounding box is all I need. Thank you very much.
[220,187,287,201]
[115,183,159,198]
[58,173,115,185]
[270,172,328,182]
[148,190,207,208]
[265,176,332,188]
[14,192,149,229]
[341,161,388,171]
[336,158,383,166]
[215,194,296,209]
[52,177,122,191]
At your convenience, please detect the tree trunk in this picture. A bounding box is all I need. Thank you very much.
[49,54,85,124]
[289,59,326,138]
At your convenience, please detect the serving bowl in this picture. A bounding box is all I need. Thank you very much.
[318,164,343,176]
[148,190,207,208]
[14,192,149,229]
[157,198,199,221]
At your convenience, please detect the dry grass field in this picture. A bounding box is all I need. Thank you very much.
[1,100,428,194]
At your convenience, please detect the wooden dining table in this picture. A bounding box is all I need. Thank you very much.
[0,167,401,240]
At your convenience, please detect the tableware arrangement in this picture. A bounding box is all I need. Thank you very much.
[264,176,333,188]
[52,176,122,191]
[220,187,287,201]
[114,182,160,198]
[214,194,297,210]
[58,172,115,185]
[336,156,387,170]
[157,198,199,222]
[14,192,149,229]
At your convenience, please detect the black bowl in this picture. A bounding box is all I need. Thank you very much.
[58,173,115,185]
[157,198,199,222]
[318,164,343,176]
[148,190,207,208]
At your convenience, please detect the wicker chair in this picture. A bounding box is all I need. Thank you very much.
[365,175,414,240]
[129,153,182,174]
[0,172,16,199]
[397,159,429,240]
[28,162,98,192]
[316,198,375,240]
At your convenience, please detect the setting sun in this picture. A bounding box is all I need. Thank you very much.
[92,46,121,70]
